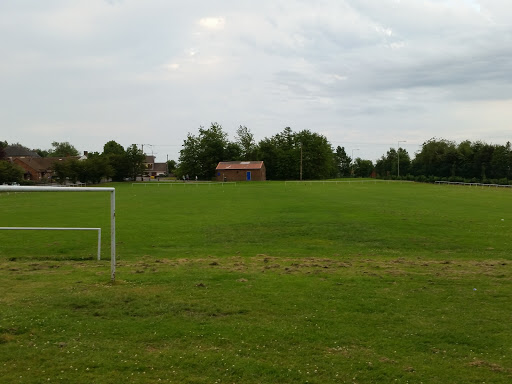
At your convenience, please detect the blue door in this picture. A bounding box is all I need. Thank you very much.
[246,171,251,181]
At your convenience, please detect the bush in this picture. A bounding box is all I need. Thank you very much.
[0,161,23,184]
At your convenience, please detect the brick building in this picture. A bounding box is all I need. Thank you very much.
[215,161,266,182]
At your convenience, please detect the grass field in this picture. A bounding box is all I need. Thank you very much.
[1,181,511,383]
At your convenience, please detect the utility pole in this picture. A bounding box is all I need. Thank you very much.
[300,143,303,181]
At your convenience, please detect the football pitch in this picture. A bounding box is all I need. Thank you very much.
[1,181,511,383]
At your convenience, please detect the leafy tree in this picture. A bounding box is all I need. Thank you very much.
[106,154,130,181]
[397,147,411,177]
[375,148,397,177]
[236,125,257,160]
[126,144,145,181]
[103,140,125,155]
[53,159,79,184]
[177,133,201,179]
[258,127,334,180]
[333,146,351,177]
[166,160,177,175]
[257,137,280,180]
[471,141,494,181]
[53,157,113,184]
[455,140,474,179]
[258,127,298,180]
[82,156,113,184]
[34,148,51,157]
[490,143,510,179]
[0,161,23,183]
[411,138,457,177]
[0,141,6,160]
[48,141,79,157]
[101,141,129,181]
[178,123,229,180]
[353,158,374,177]
[224,142,242,161]
[295,130,335,179]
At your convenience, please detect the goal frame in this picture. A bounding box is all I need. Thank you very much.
[0,186,116,281]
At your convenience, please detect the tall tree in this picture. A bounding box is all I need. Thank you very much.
[490,143,510,179]
[179,123,229,179]
[49,141,80,157]
[397,147,411,176]
[236,125,257,160]
[82,156,113,184]
[333,146,351,177]
[258,127,334,180]
[375,148,397,177]
[178,133,201,178]
[295,130,335,179]
[0,141,24,184]
[353,158,374,177]
[166,160,177,175]
[471,141,494,180]
[455,140,474,179]
[0,141,6,160]
[224,142,242,161]
[411,138,457,177]
[0,161,23,183]
[258,127,297,180]
[102,141,129,181]
[103,140,125,155]
[126,144,145,181]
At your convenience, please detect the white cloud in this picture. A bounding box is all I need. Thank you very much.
[199,17,226,30]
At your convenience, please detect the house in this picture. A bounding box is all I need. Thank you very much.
[143,155,168,177]
[216,161,266,182]
[13,157,77,182]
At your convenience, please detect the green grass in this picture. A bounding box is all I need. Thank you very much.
[1,181,512,383]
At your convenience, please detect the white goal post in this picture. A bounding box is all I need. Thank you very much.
[0,186,116,281]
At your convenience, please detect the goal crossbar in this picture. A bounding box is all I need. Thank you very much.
[0,186,116,281]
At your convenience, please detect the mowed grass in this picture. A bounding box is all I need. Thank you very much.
[1,181,511,383]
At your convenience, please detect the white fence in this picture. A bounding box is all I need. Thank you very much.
[131,182,237,187]
[435,181,512,188]
[284,180,413,185]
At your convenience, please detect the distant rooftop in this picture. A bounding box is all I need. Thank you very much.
[216,161,264,170]
[5,145,40,158]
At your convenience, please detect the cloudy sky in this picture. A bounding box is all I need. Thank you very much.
[1,0,512,162]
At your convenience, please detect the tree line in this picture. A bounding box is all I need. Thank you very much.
[176,123,370,180]
[376,138,512,184]
[0,140,145,184]
[2,130,512,184]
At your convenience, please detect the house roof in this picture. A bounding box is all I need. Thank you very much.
[14,157,78,171]
[216,161,264,170]
[5,145,40,158]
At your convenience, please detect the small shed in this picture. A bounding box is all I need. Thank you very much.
[216,161,266,182]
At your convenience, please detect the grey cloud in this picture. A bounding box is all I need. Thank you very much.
[2,0,512,161]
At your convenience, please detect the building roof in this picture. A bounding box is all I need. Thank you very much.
[5,145,40,158]
[14,157,78,171]
[216,161,264,170]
